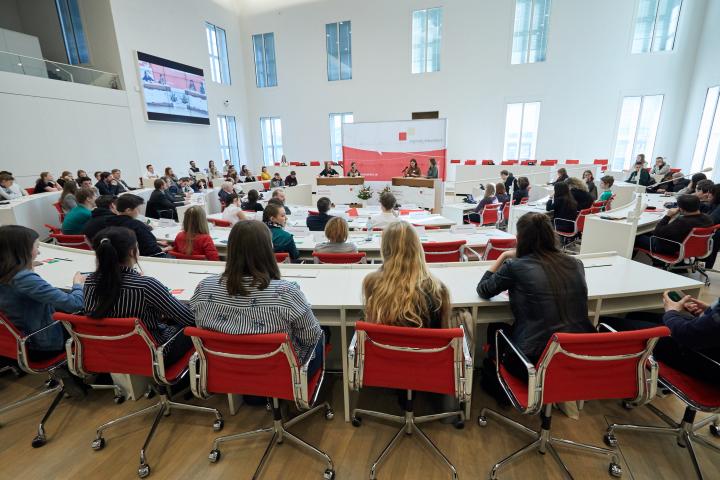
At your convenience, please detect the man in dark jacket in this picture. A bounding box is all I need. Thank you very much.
[105,194,168,257]
[306,197,333,231]
[625,161,652,186]
[95,171,117,196]
[500,170,516,193]
[83,195,118,241]
[146,179,179,221]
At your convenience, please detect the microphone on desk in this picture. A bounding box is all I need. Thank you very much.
[649,167,713,189]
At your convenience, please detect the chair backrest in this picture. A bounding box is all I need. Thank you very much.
[52,201,65,223]
[481,159,494,165]
[312,252,367,264]
[593,159,609,165]
[565,159,580,164]
[422,240,467,263]
[576,207,592,233]
[669,168,681,174]
[0,311,23,362]
[170,250,207,260]
[501,202,510,222]
[25,187,35,195]
[541,159,558,166]
[520,160,533,166]
[49,233,91,250]
[44,224,62,235]
[481,203,501,225]
[450,159,461,164]
[464,159,477,165]
[275,252,290,263]
[482,238,517,260]
[310,161,321,166]
[519,197,529,204]
[681,226,715,259]
[500,160,513,165]
[209,218,232,227]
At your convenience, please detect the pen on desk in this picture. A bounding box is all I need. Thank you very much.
[55,258,73,262]
[188,271,214,275]
[584,264,612,269]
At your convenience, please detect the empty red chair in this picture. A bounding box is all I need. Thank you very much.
[482,238,517,260]
[520,160,535,166]
[465,159,477,165]
[262,181,271,190]
[450,159,461,164]
[186,328,335,478]
[56,314,223,478]
[540,160,558,166]
[290,161,301,166]
[49,233,91,250]
[52,202,65,223]
[422,240,467,262]
[25,187,35,195]
[565,159,580,164]
[508,159,519,165]
[500,160,514,166]
[169,250,207,260]
[274,162,280,166]
[349,321,473,479]
[482,159,495,165]
[669,168,681,174]
[594,159,609,172]
[312,252,367,264]
[208,218,232,227]
[275,252,290,263]
[478,325,669,479]
[310,161,321,166]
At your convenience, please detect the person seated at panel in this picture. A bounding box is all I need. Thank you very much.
[651,156,670,177]
[226,169,239,184]
[367,192,399,230]
[546,182,578,233]
[694,179,714,213]
[84,227,195,364]
[426,158,439,179]
[634,194,713,258]
[495,183,510,205]
[144,164,159,183]
[264,202,299,261]
[218,181,235,207]
[314,217,358,253]
[318,161,339,177]
[111,169,135,193]
[221,193,248,225]
[468,184,498,224]
[625,158,652,186]
[34,172,62,193]
[56,171,73,188]
[583,170,598,200]
[106,194,170,258]
[95,171,116,196]
[270,172,284,187]
[190,220,324,377]
[188,160,200,177]
[222,159,232,175]
[239,164,251,178]
[0,173,29,200]
[285,170,299,187]
[271,188,291,214]
[511,176,530,205]
[260,166,271,181]
[500,170,517,193]
[83,195,118,241]
[146,179,179,221]
[403,159,421,178]
[244,169,258,182]
[477,213,593,401]
[59,180,78,212]
[347,162,361,177]
[241,189,264,212]
[173,206,220,261]
[77,169,88,179]
[306,197,333,231]
[566,177,594,210]
[549,168,569,185]
[62,187,96,234]
[280,154,289,166]
[598,175,614,201]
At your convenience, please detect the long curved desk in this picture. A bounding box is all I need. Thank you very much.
[36,243,703,421]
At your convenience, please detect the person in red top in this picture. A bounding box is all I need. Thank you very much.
[173,206,220,260]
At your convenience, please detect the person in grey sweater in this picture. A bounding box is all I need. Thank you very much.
[314,217,358,253]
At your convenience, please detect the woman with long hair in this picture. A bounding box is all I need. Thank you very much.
[566,177,594,210]
[208,160,220,179]
[363,221,450,328]
[582,170,598,200]
[469,183,498,224]
[59,179,78,212]
[546,182,578,232]
[221,192,247,225]
[512,176,530,205]
[83,227,195,363]
[173,206,219,260]
[495,182,510,205]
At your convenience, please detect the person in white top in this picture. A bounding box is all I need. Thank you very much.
[367,192,400,230]
[221,193,247,225]
[143,164,159,185]
[0,173,28,200]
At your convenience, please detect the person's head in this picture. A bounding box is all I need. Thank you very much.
[495,183,506,196]
[247,189,259,203]
[111,169,121,180]
[88,227,139,318]
[179,177,191,186]
[554,181,577,210]
[655,156,665,165]
[60,170,72,180]
[410,159,417,168]
[95,194,118,213]
[690,172,707,189]
[222,220,281,296]
[209,160,215,168]
[0,225,39,284]
[695,179,714,201]
[94,171,102,181]
[500,170,509,179]
[429,158,436,166]
[566,177,588,192]
[197,178,208,189]
[634,160,644,170]
[146,164,154,173]
[76,187,96,208]
[516,176,529,191]
[77,169,87,178]
[0,173,13,188]
[262,166,268,173]
[583,170,594,182]
[153,178,166,191]
[240,164,248,173]
[273,172,282,179]
[281,154,287,163]
[636,153,646,164]
[316,196,331,214]
[483,183,496,198]
[190,160,196,167]
[600,175,615,190]
[350,162,357,170]
[290,170,296,177]
[271,189,286,204]
[221,181,233,193]
[515,212,561,258]
[672,172,684,184]
[379,192,396,212]
[557,168,567,178]
[224,159,231,166]
[165,167,173,177]
[711,184,720,206]
[262,202,286,226]
[181,206,210,255]
[78,176,93,188]
[40,171,53,182]
[267,198,283,209]
[677,194,701,214]
[60,179,78,199]
[115,194,144,218]
[99,171,111,183]
[227,192,240,206]
[324,161,332,169]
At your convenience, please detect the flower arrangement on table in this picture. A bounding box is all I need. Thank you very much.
[380,185,392,196]
[357,185,373,200]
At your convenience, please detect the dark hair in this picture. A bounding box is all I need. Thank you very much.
[290,170,296,175]
[689,173,707,191]
[223,221,280,296]
[146,164,153,169]
[247,189,259,203]
[76,170,86,178]
[516,176,529,190]
[557,168,567,176]
[317,197,331,213]
[267,198,283,209]
[111,169,120,174]
[76,187,96,204]
[77,176,92,185]
[380,192,396,211]
[500,170,509,176]
[696,179,714,193]
[271,189,283,199]
[429,158,436,165]
[179,177,191,183]
[554,182,577,211]
[96,194,118,210]
[100,171,111,181]
[154,178,165,190]
[88,227,138,318]
[495,183,506,195]
[0,173,12,183]
[600,175,614,187]
[711,184,720,206]
[677,194,701,212]
[262,203,283,223]
[60,180,78,202]
[227,192,239,204]
[0,225,39,284]
[116,194,144,213]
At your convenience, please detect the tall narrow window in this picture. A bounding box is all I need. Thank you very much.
[206,23,231,84]
[503,102,541,160]
[329,113,354,162]
[511,0,552,64]
[217,115,239,167]
[612,95,664,170]
[326,21,352,81]
[260,117,283,165]
[55,0,89,64]
[412,7,443,74]
[690,86,720,173]
[632,0,682,53]
[252,33,277,88]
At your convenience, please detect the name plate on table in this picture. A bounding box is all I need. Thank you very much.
[451,224,476,234]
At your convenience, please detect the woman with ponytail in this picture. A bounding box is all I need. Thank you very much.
[83,226,195,363]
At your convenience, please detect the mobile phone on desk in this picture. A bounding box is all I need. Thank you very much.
[667,290,684,302]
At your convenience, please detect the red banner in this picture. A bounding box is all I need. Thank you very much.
[341,147,447,181]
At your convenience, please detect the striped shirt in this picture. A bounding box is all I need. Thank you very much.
[189,275,322,364]
[83,268,195,344]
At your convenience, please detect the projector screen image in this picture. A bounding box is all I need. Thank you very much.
[137,51,209,125]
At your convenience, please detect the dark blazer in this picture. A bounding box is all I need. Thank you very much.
[241,201,264,212]
[512,188,529,205]
[82,208,116,241]
[105,215,164,257]
[626,169,652,186]
[146,189,178,220]
[95,180,116,196]
[652,213,713,244]
[546,196,578,231]
[306,213,333,231]
[503,174,517,193]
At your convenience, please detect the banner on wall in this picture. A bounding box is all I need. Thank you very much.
[341,119,447,181]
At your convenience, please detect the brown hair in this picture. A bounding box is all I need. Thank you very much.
[76,187,96,205]
[181,206,210,255]
[153,178,165,189]
[222,221,281,296]
[0,225,38,284]
[324,216,349,243]
[60,180,78,203]
[262,202,283,223]
[600,175,614,188]
[379,192,396,211]
[495,182,506,195]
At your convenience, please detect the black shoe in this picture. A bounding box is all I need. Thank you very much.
[54,368,87,399]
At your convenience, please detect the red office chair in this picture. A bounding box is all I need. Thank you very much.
[482,159,495,165]
[519,197,529,204]
[52,202,65,223]
[468,203,502,227]
[310,161,321,166]
[450,159,461,164]
[500,160,513,166]
[312,252,367,264]
[566,159,580,164]
[465,159,477,165]
[349,321,473,479]
[669,168,681,174]
[422,240,468,262]
[507,160,519,165]
[169,250,207,260]
[520,160,533,166]
[478,325,670,479]
[25,187,35,195]
[541,160,558,166]
[500,202,510,224]
[605,354,720,479]
[594,159,609,172]
[208,218,232,227]
[553,208,591,248]
[307,210,319,216]
[56,314,223,478]
[186,328,335,479]
[275,252,290,263]
[49,233,91,250]
[44,224,62,235]
[481,238,517,260]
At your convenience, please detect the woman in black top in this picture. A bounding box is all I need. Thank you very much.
[34,172,61,193]
[241,189,264,212]
[546,182,578,232]
[512,177,530,205]
[567,177,594,210]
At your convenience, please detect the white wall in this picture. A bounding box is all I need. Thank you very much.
[14,0,68,64]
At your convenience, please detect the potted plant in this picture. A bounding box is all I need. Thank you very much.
[357,185,373,206]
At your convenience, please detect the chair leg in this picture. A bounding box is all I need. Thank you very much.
[551,436,619,464]
[94,403,162,441]
[166,400,223,423]
[412,423,458,480]
[0,382,62,417]
[489,439,541,480]
[282,429,334,471]
[138,404,166,477]
[413,411,463,425]
[252,431,278,480]
[32,386,65,448]
[546,443,574,480]
[692,414,719,432]
[369,425,406,480]
[479,407,539,438]
[691,434,720,455]
[685,432,706,480]
[352,408,405,425]
[284,401,329,429]
[608,423,680,437]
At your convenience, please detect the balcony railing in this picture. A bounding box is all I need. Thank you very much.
[0,50,121,90]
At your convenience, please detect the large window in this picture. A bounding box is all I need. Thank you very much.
[511,0,552,64]
[329,113,354,162]
[206,23,231,84]
[411,7,442,74]
[326,21,352,81]
[632,0,683,53]
[691,86,720,173]
[217,115,239,167]
[252,33,277,88]
[55,0,89,64]
[503,102,541,160]
[260,117,283,165]
[612,95,664,170]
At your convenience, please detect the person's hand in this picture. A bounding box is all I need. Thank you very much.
[157,240,169,247]
[162,246,173,252]
[683,297,709,316]
[662,291,690,312]
[665,208,679,218]
[73,272,87,285]
[499,250,516,262]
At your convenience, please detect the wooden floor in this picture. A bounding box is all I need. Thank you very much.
[1,269,719,479]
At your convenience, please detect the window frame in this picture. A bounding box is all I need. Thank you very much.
[631,0,683,54]
[690,86,720,173]
[252,33,278,88]
[511,0,552,65]
[503,101,542,161]
[205,22,231,85]
[260,117,283,166]
[217,115,240,167]
[611,94,664,170]
[55,0,90,65]
[411,7,443,74]
[326,21,352,81]
[328,112,354,163]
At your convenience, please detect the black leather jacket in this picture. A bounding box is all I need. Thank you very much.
[477,254,594,361]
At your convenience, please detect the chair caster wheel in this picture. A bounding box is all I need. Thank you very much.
[710,424,720,437]
[213,419,224,432]
[113,395,125,404]
[477,416,488,427]
[351,416,362,427]
[604,433,618,448]
[91,437,106,451]
[609,462,622,478]
[144,389,155,400]
[453,420,465,430]
[621,401,634,410]
[323,468,335,479]
[325,408,334,420]
[31,435,46,448]
[266,401,272,411]
[208,449,221,463]
[138,464,150,478]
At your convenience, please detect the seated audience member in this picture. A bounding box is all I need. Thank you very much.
[285,170,299,187]
[239,164,250,178]
[190,220,324,373]
[280,154,288,166]
[307,197,333,231]
[83,195,118,241]
[221,193,247,225]
[270,173,284,187]
[144,164,159,183]
[363,221,450,328]
[56,171,73,188]
[495,183,510,205]
[0,173,28,200]
[709,184,720,224]
[178,177,194,195]
[105,194,168,257]
[404,159,421,178]
[244,170,258,182]
[651,171,686,193]
[634,194,713,257]
[314,217,358,254]
[93,171,102,182]
[173,206,219,261]
[651,156,670,176]
[84,227,194,364]
[676,172,706,196]
[477,213,594,396]
[500,170,517,192]
[469,184,498,224]
[625,160,652,186]
[260,166,271,181]
[77,169,88,179]
[271,188,291,214]
[264,202,299,261]
[694,179,714,213]
[598,175,614,201]
[546,182,578,232]
[188,160,200,177]
[35,172,62,193]
[112,169,135,192]
[222,159,232,174]
[59,180,78,212]
[195,178,208,191]
[218,181,235,206]
[241,189,264,212]
[367,192,399,230]
[318,161,340,177]
[347,162,361,177]
[62,187,96,234]
[566,177,594,210]
[426,158,439,179]
[164,167,180,192]
[550,168,569,185]
[512,176,530,205]
[95,171,117,196]
[146,179,179,221]
[583,170,598,200]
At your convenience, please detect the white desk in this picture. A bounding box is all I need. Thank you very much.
[0,191,61,236]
